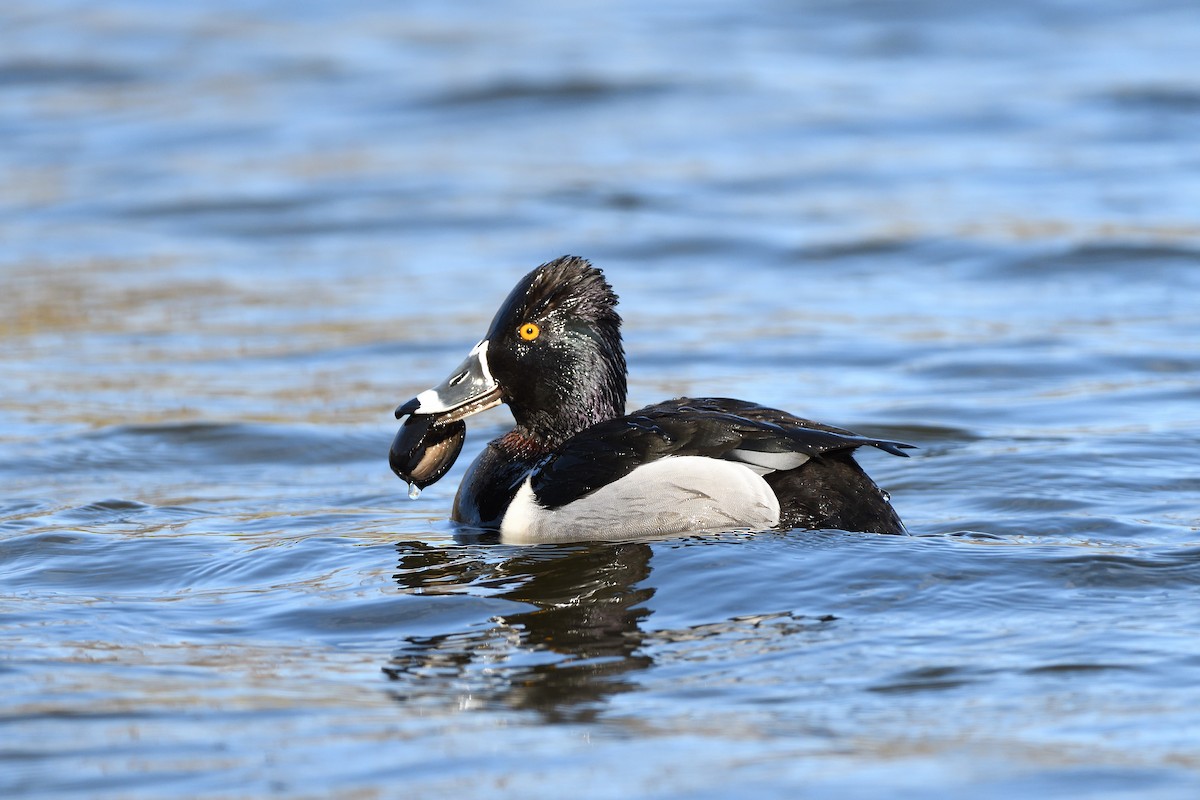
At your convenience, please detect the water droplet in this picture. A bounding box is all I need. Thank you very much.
[408,483,421,500]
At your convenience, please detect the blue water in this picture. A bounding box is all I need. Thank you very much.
[3,1,1200,797]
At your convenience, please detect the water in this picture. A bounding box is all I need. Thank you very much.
[3,0,1200,797]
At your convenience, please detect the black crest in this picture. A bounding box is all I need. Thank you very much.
[487,255,620,337]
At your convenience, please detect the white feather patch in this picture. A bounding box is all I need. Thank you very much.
[728,448,810,474]
[499,456,781,544]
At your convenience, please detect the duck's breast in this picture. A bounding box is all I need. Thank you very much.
[451,440,538,529]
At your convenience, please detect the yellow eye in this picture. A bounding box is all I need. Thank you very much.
[518,322,540,341]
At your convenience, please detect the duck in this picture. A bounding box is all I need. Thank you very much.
[390,255,912,542]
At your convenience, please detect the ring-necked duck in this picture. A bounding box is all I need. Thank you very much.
[391,256,912,542]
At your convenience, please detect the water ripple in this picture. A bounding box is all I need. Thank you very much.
[4,0,1200,796]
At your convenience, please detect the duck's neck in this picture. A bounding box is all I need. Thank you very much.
[508,364,626,452]
[510,389,625,452]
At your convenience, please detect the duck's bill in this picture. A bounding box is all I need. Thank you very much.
[389,339,501,491]
[394,340,503,424]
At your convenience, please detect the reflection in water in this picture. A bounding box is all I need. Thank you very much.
[386,541,655,722]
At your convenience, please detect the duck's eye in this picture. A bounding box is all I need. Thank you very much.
[518,322,540,342]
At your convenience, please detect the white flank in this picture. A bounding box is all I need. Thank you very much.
[499,456,781,544]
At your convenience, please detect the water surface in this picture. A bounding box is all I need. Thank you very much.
[3,1,1200,797]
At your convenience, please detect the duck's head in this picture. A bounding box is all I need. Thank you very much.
[391,256,626,486]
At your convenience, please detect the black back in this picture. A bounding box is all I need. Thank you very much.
[526,397,911,533]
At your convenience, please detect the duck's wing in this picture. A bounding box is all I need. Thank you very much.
[530,397,914,510]
[644,397,915,456]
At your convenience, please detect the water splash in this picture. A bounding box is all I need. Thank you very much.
[408,483,421,500]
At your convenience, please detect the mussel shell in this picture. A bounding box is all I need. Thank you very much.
[389,415,466,489]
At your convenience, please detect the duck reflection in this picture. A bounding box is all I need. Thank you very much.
[385,539,655,722]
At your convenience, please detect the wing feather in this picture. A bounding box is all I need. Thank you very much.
[531,397,914,510]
